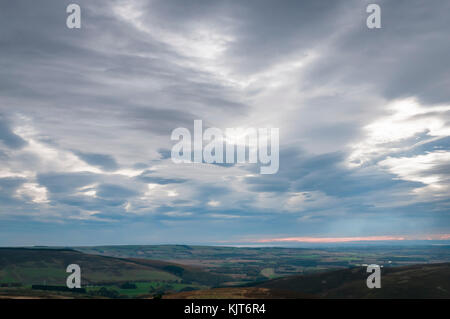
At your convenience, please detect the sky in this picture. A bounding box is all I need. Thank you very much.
[0,0,449,246]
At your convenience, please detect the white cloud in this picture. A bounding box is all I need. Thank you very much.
[379,151,450,200]
[349,98,450,166]
[207,200,220,207]
[15,182,49,204]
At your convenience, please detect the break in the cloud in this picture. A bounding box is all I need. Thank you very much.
[253,234,450,244]
[0,0,449,246]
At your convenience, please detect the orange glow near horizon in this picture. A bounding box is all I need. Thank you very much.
[255,234,450,243]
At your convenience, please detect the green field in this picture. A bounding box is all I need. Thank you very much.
[76,244,450,282]
[0,248,179,286]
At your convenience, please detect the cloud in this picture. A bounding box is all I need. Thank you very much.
[96,183,139,199]
[73,151,119,171]
[136,170,186,184]
[0,177,26,203]
[0,0,449,244]
[37,172,98,194]
[0,114,27,149]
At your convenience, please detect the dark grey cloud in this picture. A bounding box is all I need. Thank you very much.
[0,177,26,205]
[124,107,197,136]
[132,162,149,169]
[96,183,139,199]
[300,0,450,105]
[59,194,128,210]
[349,133,450,172]
[245,147,424,198]
[73,151,119,171]
[136,170,186,184]
[37,172,98,194]
[139,0,344,74]
[0,177,26,194]
[157,149,171,160]
[0,114,27,149]
[426,162,450,179]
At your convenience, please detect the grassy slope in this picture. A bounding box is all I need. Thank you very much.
[321,263,450,298]
[0,248,182,285]
[256,262,450,298]
[165,263,450,299]
[126,258,230,286]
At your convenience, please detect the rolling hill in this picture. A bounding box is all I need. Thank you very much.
[0,248,230,289]
[165,262,450,299]
[1,246,449,298]
[74,244,450,285]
